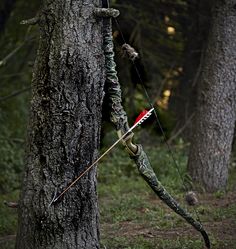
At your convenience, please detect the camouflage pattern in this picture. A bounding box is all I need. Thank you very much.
[132,145,209,245]
[103,18,130,136]
[94,8,120,18]
[103,16,210,249]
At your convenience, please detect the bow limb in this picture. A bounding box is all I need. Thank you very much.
[103,4,131,137]
[103,8,210,249]
[130,144,210,248]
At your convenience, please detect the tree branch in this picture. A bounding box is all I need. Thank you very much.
[3,201,18,208]
[0,86,31,102]
[0,44,24,67]
[167,113,195,144]
[0,137,25,143]
[0,26,35,68]
[20,16,39,26]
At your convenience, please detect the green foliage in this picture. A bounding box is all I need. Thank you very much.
[155,108,176,137]
[211,203,236,221]
[0,191,18,249]
[0,145,236,249]
[228,160,236,191]
[0,138,24,193]
[98,144,236,249]
[213,190,225,199]
[0,191,18,236]
[101,236,204,249]
[0,0,40,194]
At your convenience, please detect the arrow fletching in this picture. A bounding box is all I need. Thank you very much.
[134,110,149,124]
[132,108,154,128]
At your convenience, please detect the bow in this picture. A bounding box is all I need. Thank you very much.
[102,1,211,248]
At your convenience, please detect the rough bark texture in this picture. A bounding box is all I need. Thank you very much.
[188,0,236,192]
[16,0,105,248]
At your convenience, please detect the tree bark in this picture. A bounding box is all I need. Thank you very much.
[16,0,105,248]
[188,0,236,192]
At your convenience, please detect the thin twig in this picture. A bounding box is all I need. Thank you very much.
[192,47,205,88]
[167,113,195,144]
[0,137,25,143]
[0,73,26,79]
[0,86,31,102]
[3,201,18,208]
[20,16,39,25]
[0,44,24,67]
[0,26,36,67]
[0,235,16,243]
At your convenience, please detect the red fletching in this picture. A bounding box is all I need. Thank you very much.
[134,109,149,125]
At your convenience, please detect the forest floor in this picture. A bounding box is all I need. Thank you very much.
[100,191,236,249]
[0,144,236,249]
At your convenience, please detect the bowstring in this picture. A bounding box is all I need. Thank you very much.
[113,17,202,224]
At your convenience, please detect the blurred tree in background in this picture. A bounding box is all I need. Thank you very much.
[188,0,236,191]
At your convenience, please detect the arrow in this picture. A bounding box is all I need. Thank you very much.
[49,108,154,206]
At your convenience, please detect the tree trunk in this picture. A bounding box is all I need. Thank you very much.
[187,0,236,192]
[16,0,105,248]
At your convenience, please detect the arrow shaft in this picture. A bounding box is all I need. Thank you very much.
[52,108,154,203]
[54,129,131,202]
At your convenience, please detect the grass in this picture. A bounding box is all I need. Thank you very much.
[101,236,204,249]
[98,140,236,249]
[0,140,236,249]
[0,191,18,236]
[0,191,18,249]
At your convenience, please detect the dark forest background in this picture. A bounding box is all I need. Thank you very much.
[0,0,235,248]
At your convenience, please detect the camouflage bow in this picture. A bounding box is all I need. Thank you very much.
[102,1,211,248]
